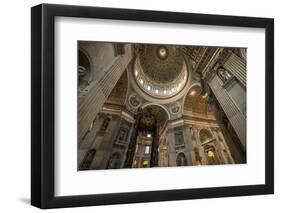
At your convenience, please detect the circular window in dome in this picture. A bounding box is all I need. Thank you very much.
[157,46,169,60]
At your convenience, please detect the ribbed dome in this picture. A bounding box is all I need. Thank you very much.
[134,44,188,99]
[138,45,184,84]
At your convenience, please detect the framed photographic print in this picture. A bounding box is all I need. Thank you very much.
[31,4,274,209]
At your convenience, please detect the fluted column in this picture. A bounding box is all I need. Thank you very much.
[120,123,135,168]
[123,109,142,168]
[208,75,246,149]
[192,126,208,165]
[213,128,235,164]
[150,119,160,167]
[182,124,193,166]
[78,53,132,141]
[167,129,177,167]
[78,115,103,165]
[224,53,246,87]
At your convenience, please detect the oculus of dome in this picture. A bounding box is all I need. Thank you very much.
[157,46,169,60]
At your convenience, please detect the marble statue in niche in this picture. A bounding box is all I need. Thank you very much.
[107,152,121,169]
[217,67,233,82]
[117,128,128,142]
[100,117,111,132]
[79,148,96,170]
[78,50,91,93]
[189,126,196,140]
[194,147,202,165]
[176,153,187,166]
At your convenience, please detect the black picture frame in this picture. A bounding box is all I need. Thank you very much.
[31,3,274,209]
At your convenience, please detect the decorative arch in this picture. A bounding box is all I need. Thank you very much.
[182,83,202,103]
[78,49,92,92]
[203,144,219,165]
[216,66,233,83]
[78,48,93,71]
[107,152,122,169]
[199,128,215,144]
[138,104,170,132]
[183,83,213,116]
[198,129,220,165]
[141,103,171,120]
[176,152,187,166]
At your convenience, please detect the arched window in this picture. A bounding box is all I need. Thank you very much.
[78,50,91,92]
[203,145,219,165]
[176,153,187,166]
[199,129,214,145]
[79,148,96,170]
[107,152,121,169]
[199,129,220,165]
[142,160,150,168]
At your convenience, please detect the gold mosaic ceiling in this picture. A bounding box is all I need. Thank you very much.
[181,46,205,64]
[107,71,128,105]
[184,85,213,116]
[138,45,184,84]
